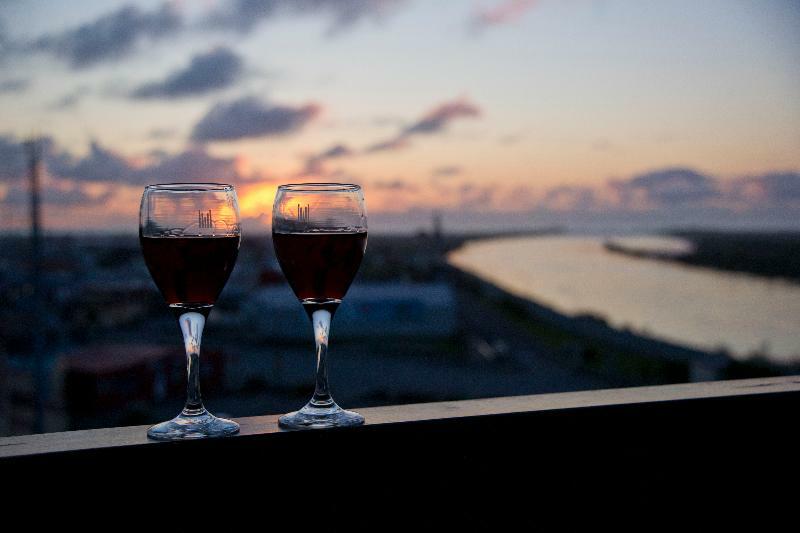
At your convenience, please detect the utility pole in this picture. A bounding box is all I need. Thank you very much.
[24,137,45,433]
[432,210,443,245]
[25,138,42,283]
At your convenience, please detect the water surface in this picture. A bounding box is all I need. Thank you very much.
[448,236,800,364]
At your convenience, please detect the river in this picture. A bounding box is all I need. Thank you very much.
[448,235,800,364]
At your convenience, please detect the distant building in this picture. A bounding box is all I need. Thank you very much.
[243,282,457,341]
[59,344,224,430]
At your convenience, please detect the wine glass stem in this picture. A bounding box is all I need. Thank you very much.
[178,311,206,414]
[310,309,334,407]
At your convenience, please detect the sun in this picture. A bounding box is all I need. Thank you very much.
[238,183,279,218]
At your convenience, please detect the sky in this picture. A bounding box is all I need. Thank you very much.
[0,0,799,233]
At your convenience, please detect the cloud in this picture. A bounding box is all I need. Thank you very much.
[1,181,113,207]
[536,167,800,215]
[610,167,720,208]
[4,131,797,227]
[0,135,27,182]
[0,136,116,207]
[140,148,251,184]
[54,142,261,185]
[498,133,523,145]
[367,98,482,153]
[0,21,10,64]
[372,178,416,191]
[730,171,800,208]
[472,0,538,32]
[0,78,29,94]
[432,165,462,178]
[43,186,112,206]
[457,182,495,210]
[51,94,80,110]
[148,127,178,140]
[46,140,139,184]
[304,143,354,174]
[498,185,538,211]
[30,3,181,68]
[591,138,615,152]
[314,143,354,160]
[754,172,800,204]
[191,96,321,142]
[372,116,406,128]
[365,137,411,153]
[538,185,598,212]
[402,100,482,136]
[533,168,800,216]
[0,134,263,188]
[132,47,243,99]
[49,86,91,110]
[6,1,406,71]
[206,0,406,35]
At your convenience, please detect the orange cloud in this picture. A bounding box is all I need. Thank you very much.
[473,0,538,30]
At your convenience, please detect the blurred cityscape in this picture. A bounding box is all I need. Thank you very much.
[1,1,798,437]
[2,219,797,436]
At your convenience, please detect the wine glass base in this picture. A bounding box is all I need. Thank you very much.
[279,402,364,430]
[147,409,240,441]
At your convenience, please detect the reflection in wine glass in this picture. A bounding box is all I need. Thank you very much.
[139,183,241,440]
[272,183,368,429]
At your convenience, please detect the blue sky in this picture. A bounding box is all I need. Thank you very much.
[1,0,799,232]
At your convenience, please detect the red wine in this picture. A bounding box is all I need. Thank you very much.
[140,234,240,307]
[272,231,367,302]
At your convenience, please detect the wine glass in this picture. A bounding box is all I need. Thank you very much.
[139,183,241,440]
[272,183,368,429]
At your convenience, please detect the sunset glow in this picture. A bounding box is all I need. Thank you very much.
[0,0,798,233]
[238,183,279,220]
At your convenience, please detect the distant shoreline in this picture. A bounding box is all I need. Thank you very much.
[4,227,798,283]
[604,230,800,283]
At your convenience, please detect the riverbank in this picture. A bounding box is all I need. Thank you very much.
[448,261,799,385]
[606,230,800,282]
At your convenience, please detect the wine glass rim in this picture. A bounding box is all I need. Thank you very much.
[277,183,361,192]
[145,182,234,192]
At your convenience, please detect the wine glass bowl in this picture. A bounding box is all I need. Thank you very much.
[272,183,367,429]
[139,183,241,440]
